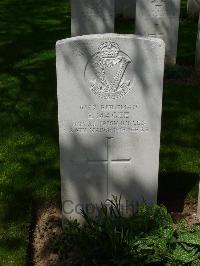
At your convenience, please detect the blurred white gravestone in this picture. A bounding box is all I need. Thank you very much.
[196,16,200,70]
[56,34,165,222]
[115,0,136,20]
[135,0,181,65]
[71,0,115,36]
[187,0,200,20]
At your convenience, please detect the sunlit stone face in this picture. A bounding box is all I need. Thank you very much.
[135,0,181,65]
[56,34,165,222]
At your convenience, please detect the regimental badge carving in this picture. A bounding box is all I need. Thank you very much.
[84,42,134,100]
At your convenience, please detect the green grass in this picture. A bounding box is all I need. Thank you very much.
[0,0,70,264]
[0,0,199,265]
[158,82,200,207]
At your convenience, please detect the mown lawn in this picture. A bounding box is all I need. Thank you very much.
[0,0,199,265]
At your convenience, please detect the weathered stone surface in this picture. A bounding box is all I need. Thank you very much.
[135,0,181,65]
[196,16,200,70]
[187,0,200,20]
[71,0,114,37]
[56,34,165,222]
[115,0,136,20]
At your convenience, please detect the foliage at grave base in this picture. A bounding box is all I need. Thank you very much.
[55,197,200,266]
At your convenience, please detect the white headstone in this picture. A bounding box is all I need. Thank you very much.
[135,0,181,65]
[196,17,200,70]
[71,0,115,37]
[56,34,165,222]
[115,0,136,20]
[187,0,200,20]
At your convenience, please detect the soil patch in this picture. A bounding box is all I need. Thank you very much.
[171,201,199,225]
[33,204,63,266]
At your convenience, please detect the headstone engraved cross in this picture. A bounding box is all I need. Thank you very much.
[135,0,181,65]
[88,137,132,198]
[56,34,165,222]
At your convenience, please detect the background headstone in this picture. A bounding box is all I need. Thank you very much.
[196,16,200,70]
[187,0,200,20]
[135,0,181,65]
[56,34,165,222]
[71,0,115,36]
[115,0,123,17]
[115,0,136,20]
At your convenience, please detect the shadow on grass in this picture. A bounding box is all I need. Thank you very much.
[158,82,200,210]
[158,171,199,212]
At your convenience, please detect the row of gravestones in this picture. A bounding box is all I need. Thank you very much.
[71,0,180,65]
[116,0,200,20]
[56,0,200,222]
[117,0,200,68]
[71,0,200,68]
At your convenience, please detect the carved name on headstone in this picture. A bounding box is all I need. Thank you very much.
[56,34,165,221]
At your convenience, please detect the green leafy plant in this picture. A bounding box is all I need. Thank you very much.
[55,197,200,265]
